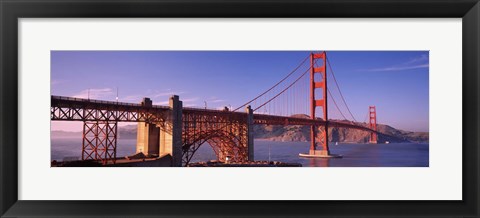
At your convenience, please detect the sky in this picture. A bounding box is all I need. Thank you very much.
[51,51,429,132]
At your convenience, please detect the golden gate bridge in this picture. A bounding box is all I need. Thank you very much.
[51,51,380,166]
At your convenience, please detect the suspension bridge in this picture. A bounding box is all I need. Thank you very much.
[51,51,380,167]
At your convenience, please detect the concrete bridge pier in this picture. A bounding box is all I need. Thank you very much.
[159,95,183,167]
[136,122,160,156]
[136,98,160,156]
[135,96,183,167]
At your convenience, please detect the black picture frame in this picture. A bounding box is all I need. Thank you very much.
[1,0,479,217]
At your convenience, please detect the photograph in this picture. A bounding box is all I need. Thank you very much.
[50,51,429,167]
[2,0,477,216]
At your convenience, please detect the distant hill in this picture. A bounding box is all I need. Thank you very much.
[117,124,137,139]
[52,116,428,143]
[51,130,80,138]
[52,125,138,139]
[253,114,428,143]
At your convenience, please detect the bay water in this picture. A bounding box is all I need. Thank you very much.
[51,138,428,167]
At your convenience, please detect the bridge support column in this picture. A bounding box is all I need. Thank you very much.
[246,105,254,161]
[136,122,160,156]
[159,95,183,167]
[136,98,160,156]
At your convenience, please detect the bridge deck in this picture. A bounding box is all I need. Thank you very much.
[51,95,374,132]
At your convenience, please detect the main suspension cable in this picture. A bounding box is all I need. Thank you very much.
[233,54,310,111]
[326,56,358,122]
[253,63,314,112]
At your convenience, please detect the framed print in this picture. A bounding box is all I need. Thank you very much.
[1,0,479,217]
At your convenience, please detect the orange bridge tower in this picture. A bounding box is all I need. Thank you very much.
[369,106,378,144]
[300,52,341,158]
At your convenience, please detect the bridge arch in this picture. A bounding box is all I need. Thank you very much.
[182,128,248,166]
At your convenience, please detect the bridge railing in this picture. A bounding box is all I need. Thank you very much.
[51,95,140,106]
[183,106,247,114]
[51,95,170,109]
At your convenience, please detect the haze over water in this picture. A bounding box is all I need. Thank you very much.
[51,138,428,167]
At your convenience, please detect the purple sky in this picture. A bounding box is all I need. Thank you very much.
[51,51,429,132]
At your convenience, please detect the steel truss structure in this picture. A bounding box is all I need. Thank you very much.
[82,121,117,164]
[51,96,168,123]
[181,109,249,166]
[51,95,377,165]
[52,96,167,164]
